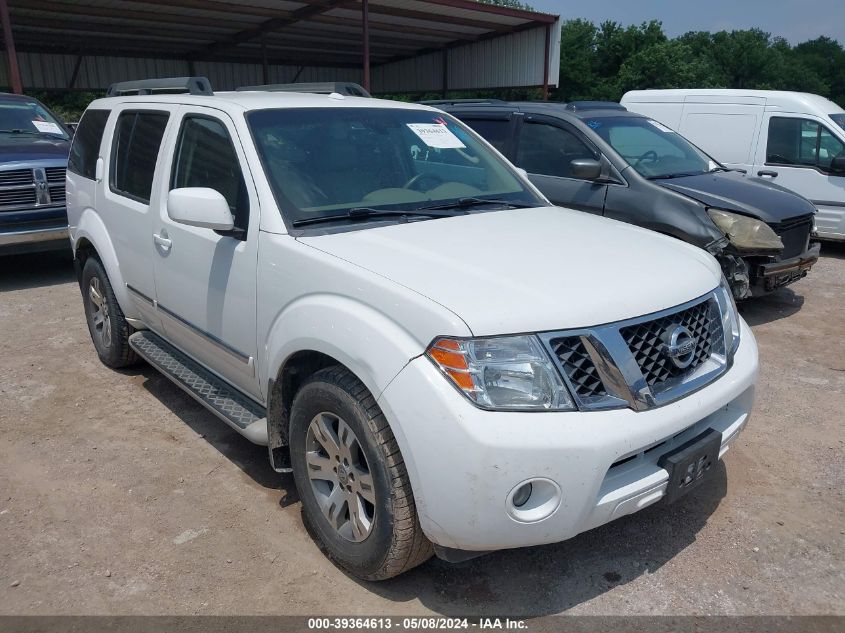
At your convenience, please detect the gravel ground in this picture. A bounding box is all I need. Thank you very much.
[0,244,843,616]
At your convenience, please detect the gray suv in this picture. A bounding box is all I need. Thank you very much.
[433,100,820,299]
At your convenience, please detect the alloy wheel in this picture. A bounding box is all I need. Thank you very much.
[88,277,112,349]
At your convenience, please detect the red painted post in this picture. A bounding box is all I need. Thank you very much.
[0,0,22,94]
[362,0,371,92]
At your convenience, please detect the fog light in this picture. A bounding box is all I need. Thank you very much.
[512,482,532,508]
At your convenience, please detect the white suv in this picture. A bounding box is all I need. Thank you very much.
[67,78,758,580]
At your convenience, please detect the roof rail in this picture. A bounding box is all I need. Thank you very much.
[419,98,506,106]
[236,82,371,98]
[564,101,627,112]
[106,77,213,97]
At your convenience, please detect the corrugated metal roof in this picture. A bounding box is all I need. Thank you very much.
[2,0,560,92]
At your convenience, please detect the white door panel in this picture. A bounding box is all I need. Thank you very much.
[151,106,261,399]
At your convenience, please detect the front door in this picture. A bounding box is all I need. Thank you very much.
[755,113,845,239]
[151,106,261,399]
[514,116,608,214]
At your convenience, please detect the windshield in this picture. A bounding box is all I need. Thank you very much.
[832,113,845,132]
[247,107,542,226]
[0,99,69,141]
[586,115,718,179]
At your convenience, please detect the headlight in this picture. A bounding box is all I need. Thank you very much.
[707,208,783,252]
[717,277,741,355]
[426,335,575,411]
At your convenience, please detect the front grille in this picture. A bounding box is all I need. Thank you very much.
[620,298,721,389]
[45,167,66,183]
[771,214,812,259]
[548,336,607,399]
[49,185,66,203]
[0,169,34,187]
[0,188,37,207]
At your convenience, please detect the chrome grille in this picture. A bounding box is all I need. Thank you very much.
[0,165,66,211]
[620,298,720,389]
[548,336,607,399]
[539,290,732,412]
[49,185,66,203]
[45,167,66,183]
[0,169,34,186]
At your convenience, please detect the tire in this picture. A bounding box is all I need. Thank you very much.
[80,257,138,368]
[289,366,433,580]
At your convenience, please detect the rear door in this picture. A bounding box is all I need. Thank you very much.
[151,106,261,398]
[101,106,177,330]
[755,113,845,239]
[513,115,608,214]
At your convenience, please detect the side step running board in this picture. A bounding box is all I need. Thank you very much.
[129,331,269,446]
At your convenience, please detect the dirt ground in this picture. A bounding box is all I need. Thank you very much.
[0,244,843,617]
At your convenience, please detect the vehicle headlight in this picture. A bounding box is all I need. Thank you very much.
[426,335,575,411]
[717,276,741,355]
[707,208,783,252]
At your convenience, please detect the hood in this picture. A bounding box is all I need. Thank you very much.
[0,135,70,162]
[656,171,816,223]
[298,206,722,336]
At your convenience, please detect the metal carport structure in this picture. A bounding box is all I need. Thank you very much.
[0,0,560,96]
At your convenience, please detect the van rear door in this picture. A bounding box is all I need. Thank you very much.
[755,112,845,240]
[678,97,764,172]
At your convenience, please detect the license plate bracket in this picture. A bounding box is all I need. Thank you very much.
[658,428,722,504]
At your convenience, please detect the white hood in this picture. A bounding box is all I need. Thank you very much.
[298,206,722,336]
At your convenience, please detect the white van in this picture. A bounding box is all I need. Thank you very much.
[621,90,845,241]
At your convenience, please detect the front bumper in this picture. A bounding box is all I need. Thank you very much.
[0,225,69,255]
[377,319,758,552]
[749,242,820,295]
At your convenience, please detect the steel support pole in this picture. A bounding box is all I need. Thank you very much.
[542,23,551,101]
[362,0,371,92]
[0,0,22,94]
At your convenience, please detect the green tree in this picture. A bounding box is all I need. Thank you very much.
[614,41,723,97]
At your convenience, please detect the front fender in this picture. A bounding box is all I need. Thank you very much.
[264,293,447,402]
[72,208,136,319]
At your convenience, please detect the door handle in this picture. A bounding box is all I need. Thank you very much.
[153,233,172,249]
[757,170,779,178]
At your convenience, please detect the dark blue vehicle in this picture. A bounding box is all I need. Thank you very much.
[0,93,72,255]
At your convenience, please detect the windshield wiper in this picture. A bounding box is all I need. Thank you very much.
[416,197,531,212]
[0,128,65,139]
[647,172,707,180]
[291,206,467,228]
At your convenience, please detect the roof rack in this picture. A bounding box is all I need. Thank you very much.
[564,101,627,112]
[236,82,371,98]
[106,77,213,97]
[419,98,506,106]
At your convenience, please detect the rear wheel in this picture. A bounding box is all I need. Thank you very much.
[289,366,432,580]
[81,257,137,368]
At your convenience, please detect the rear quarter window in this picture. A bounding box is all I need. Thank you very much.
[110,111,170,203]
[68,109,110,180]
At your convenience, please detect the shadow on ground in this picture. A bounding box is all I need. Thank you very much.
[0,250,75,292]
[739,287,805,326]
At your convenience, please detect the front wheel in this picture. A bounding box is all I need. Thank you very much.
[289,366,432,580]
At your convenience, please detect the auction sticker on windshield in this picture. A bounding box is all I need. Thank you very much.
[32,120,63,134]
[407,123,466,149]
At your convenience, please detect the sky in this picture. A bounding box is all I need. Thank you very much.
[527,0,845,44]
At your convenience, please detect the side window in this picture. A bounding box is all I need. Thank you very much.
[67,109,109,179]
[463,118,511,154]
[170,116,249,231]
[516,121,598,178]
[768,117,845,171]
[110,111,169,203]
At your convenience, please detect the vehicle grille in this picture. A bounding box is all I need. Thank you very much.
[49,185,66,203]
[548,335,607,399]
[771,214,812,260]
[0,169,34,187]
[620,298,721,389]
[0,166,66,211]
[45,167,66,183]
[0,188,37,206]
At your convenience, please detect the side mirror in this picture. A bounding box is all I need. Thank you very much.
[167,187,234,231]
[830,155,845,174]
[570,158,602,180]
